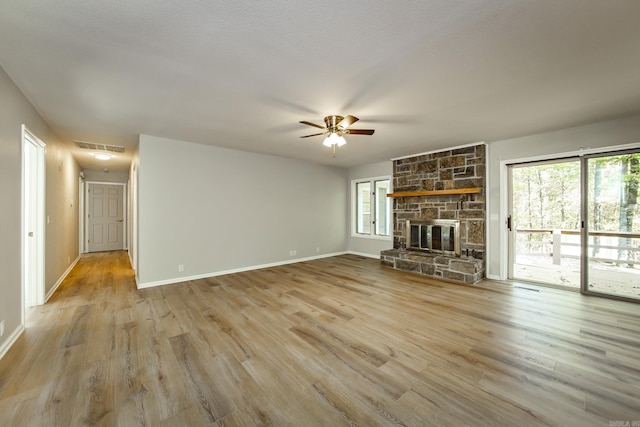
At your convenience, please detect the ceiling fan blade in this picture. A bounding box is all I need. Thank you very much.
[347,129,375,135]
[299,120,326,130]
[300,132,326,138]
[338,115,359,128]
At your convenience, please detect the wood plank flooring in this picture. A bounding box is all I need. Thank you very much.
[1,251,639,426]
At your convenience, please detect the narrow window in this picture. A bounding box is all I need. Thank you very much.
[356,181,371,234]
[353,177,391,238]
[374,179,390,236]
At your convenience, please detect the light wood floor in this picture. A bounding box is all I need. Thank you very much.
[1,252,639,426]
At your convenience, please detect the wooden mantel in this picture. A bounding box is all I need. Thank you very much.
[387,187,480,198]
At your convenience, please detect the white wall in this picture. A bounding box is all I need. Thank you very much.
[45,142,82,294]
[347,161,393,257]
[136,135,348,287]
[83,169,129,183]
[0,66,80,358]
[486,113,640,279]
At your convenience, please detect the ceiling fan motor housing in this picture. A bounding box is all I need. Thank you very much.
[324,115,345,134]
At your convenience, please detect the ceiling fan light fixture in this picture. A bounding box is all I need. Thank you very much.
[300,115,373,157]
[323,132,346,147]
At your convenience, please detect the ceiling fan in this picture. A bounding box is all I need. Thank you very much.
[299,115,375,157]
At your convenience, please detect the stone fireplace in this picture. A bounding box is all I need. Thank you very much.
[381,144,486,284]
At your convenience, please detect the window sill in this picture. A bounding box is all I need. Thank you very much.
[351,234,393,241]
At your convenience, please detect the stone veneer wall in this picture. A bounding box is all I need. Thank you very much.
[382,144,486,283]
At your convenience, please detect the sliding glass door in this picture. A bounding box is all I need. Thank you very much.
[508,149,640,302]
[584,152,640,300]
[508,159,581,288]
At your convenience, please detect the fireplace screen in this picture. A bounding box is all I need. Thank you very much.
[406,219,460,256]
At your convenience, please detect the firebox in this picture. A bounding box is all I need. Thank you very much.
[406,219,461,257]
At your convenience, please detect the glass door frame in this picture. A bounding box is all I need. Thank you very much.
[507,157,581,290]
[581,148,640,303]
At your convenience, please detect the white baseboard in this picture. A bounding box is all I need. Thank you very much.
[347,251,381,259]
[45,254,81,302]
[0,323,25,361]
[137,251,349,289]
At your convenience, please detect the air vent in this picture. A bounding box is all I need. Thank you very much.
[75,141,125,153]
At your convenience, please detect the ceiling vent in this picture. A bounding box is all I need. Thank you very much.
[75,141,125,153]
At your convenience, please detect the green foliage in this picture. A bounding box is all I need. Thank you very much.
[512,154,640,233]
[512,161,580,230]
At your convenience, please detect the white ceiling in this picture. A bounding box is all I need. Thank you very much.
[2,1,640,172]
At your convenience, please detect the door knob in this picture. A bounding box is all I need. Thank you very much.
[28,232,34,237]
[117,219,123,222]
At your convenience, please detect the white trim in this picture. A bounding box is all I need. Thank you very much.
[0,324,25,361]
[78,177,85,253]
[483,143,494,280]
[351,175,392,238]
[21,125,46,321]
[45,254,81,302]
[497,158,509,281]
[137,252,348,289]
[129,163,138,272]
[352,175,390,181]
[351,235,393,241]
[347,251,380,259]
[391,141,486,161]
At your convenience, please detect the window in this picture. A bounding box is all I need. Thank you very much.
[353,177,391,238]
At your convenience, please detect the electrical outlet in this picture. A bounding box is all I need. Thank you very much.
[0,320,5,337]
[316,246,320,253]
[178,264,184,272]
[67,255,71,264]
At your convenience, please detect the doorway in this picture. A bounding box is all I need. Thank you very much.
[508,158,581,289]
[86,182,126,252]
[21,126,46,313]
[584,151,640,300]
[508,150,640,301]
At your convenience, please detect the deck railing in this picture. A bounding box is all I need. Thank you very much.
[515,228,640,266]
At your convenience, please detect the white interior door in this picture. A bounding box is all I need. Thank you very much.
[22,126,45,310]
[88,183,125,252]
